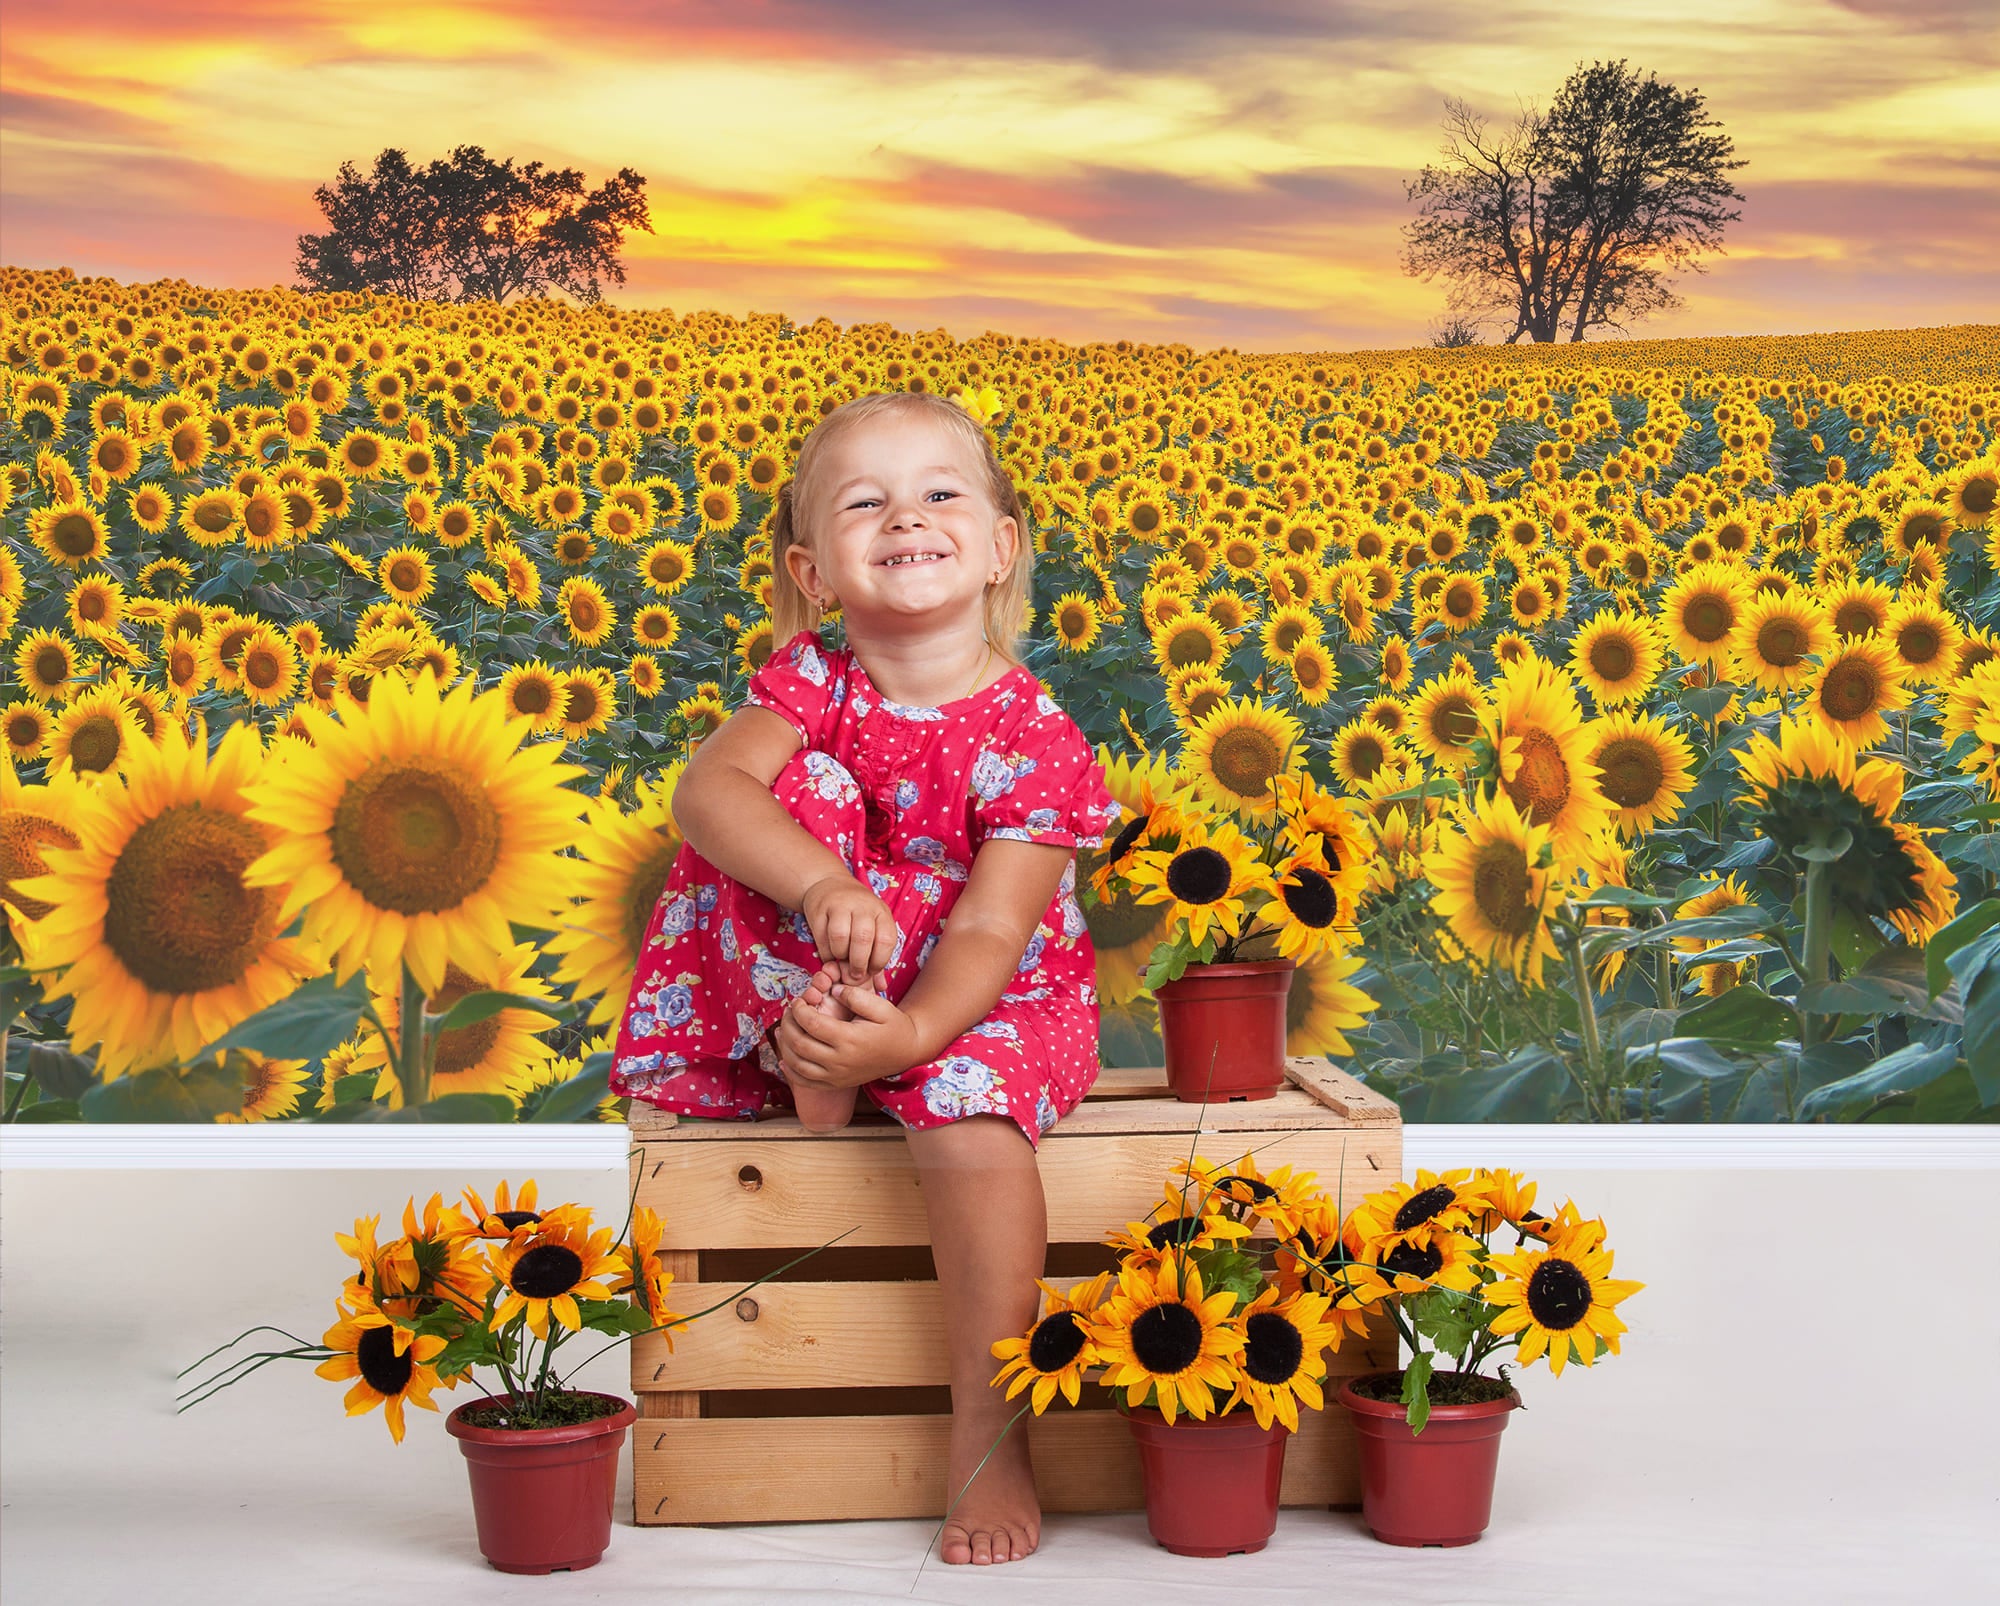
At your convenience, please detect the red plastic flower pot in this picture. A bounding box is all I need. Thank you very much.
[1335,1372,1520,1547]
[1153,959,1295,1103]
[443,1392,636,1574]
[1121,1403,1291,1557]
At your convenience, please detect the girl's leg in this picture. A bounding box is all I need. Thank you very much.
[902,1115,1046,1566]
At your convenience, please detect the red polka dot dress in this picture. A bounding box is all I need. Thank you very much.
[610,627,1124,1148]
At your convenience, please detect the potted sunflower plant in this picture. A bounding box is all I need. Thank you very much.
[178,1177,823,1574]
[989,1152,1371,1557]
[1329,1166,1644,1547]
[1088,706,1375,1102]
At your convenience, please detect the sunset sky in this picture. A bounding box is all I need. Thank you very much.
[3,0,1995,352]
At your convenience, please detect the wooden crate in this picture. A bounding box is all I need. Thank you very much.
[627,1056,1402,1525]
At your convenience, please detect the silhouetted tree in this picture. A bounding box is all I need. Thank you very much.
[1402,60,1746,343]
[1429,315,1484,348]
[295,146,652,304]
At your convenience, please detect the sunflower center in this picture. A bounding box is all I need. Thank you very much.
[1391,1184,1453,1232]
[389,559,422,591]
[566,680,602,724]
[1432,696,1480,748]
[1470,840,1540,938]
[1243,1310,1305,1386]
[104,805,280,993]
[1502,729,1572,824]
[1379,1239,1443,1281]
[1130,1300,1203,1374]
[622,844,678,958]
[1596,736,1665,808]
[1146,1217,1205,1249]
[429,966,505,1078]
[1819,659,1881,722]
[1027,1309,1089,1373]
[1207,727,1283,803]
[1756,618,1807,666]
[355,1324,414,1396]
[1684,595,1732,643]
[330,756,504,915]
[1167,627,1213,668]
[510,1242,585,1299]
[1165,845,1233,904]
[494,1209,542,1230]
[52,512,99,556]
[1280,866,1337,928]
[1345,735,1387,779]
[65,714,125,773]
[1444,582,1478,619]
[1588,636,1635,682]
[1833,604,1880,638]
[1959,476,1997,516]
[1524,1255,1593,1330]
[1896,623,1941,665]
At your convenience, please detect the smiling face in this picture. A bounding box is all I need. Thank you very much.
[785,408,1018,635]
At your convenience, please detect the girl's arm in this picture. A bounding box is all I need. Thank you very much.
[670,705,849,910]
[780,837,1075,1088]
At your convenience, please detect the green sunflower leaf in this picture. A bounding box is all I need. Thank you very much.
[430,989,567,1034]
[1401,1349,1434,1435]
[191,970,373,1066]
[528,1053,613,1122]
[1926,899,2000,1000]
[1675,986,1800,1047]
[414,1092,521,1122]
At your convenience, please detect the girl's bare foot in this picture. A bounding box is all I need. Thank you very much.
[785,966,861,1131]
[940,1393,1041,1565]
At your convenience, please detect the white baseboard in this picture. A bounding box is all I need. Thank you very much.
[2,1124,1994,1170]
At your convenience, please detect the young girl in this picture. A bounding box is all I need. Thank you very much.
[611,390,1121,1566]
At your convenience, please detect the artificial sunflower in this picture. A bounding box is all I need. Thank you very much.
[313,1297,455,1444]
[613,1205,691,1338]
[1264,844,1352,963]
[13,720,322,1075]
[489,1204,626,1341]
[239,672,586,996]
[1584,712,1696,837]
[1225,1287,1339,1431]
[990,1273,1113,1413]
[1180,695,1304,819]
[1124,816,1273,950]
[1090,1253,1246,1424]
[1484,1220,1644,1377]
[1425,790,1562,986]
[544,770,686,1025]
[1343,1168,1494,1256]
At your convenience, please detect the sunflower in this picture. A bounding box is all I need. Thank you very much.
[543,576,611,648]
[1883,592,1962,685]
[1280,940,1380,1056]
[336,428,392,481]
[239,672,585,997]
[1824,575,1894,640]
[990,1273,1113,1413]
[13,629,79,703]
[1432,573,1488,634]
[47,684,143,779]
[64,575,119,640]
[556,666,618,740]
[1484,1221,1643,1377]
[1151,614,1227,679]
[1283,641,1335,707]
[1729,592,1832,692]
[1125,816,1272,951]
[1330,717,1398,788]
[1886,499,1953,565]
[1222,1287,1337,1432]
[1672,876,1758,996]
[1176,1152,1324,1241]
[348,942,562,1105]
[1050,591,1102,652]
[0,767,91,942]
[1408,671,1488,769]
[1481,655,1611,862]
[12,720,323,1075]
[1426,790,1561,986]
[1261,845,1351,963]
[1378,634,1414,693]
[236,626,299,708]
[1090,1254,1246,1424]
[489,1204,626,1341]
[1343,1168,1494,1257]
[1661,562,1750,667]
[210,1049,312,1122]
[1584,712,1695,837]
[1567,610,1661,708]
[497,660,569,733]
[1181,695,1304,818]
[612,1205,690,1337]
[314,1297,455,1443]
[376,546,435,606]
[544,770,687,1025]
[3,701,52,763]
[1807,636,1910,748]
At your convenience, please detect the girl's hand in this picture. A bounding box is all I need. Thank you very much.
[776,983,923,1088]
[798,873,899,987]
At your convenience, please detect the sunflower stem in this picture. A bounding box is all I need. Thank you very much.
[398,962,430,1108]
[1564,911,1606,1110]
[1800,858,1832,1049]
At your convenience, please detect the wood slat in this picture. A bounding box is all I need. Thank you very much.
[634,1407,1364,1523]
[623,1058,1395,1141]
[633,1275,1390,1390]
[630,1128,1400,1249]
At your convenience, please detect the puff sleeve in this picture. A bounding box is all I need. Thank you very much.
[743,629,840,749]
[968,708,1124,851]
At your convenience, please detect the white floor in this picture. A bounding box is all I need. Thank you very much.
[3,1164,1993,1606]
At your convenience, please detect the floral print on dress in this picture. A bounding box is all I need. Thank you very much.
[610,627,1118,1149]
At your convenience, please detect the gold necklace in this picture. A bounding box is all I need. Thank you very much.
[962,640,994,700]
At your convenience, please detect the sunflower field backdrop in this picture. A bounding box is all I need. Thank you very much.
[2,265,1997,1125]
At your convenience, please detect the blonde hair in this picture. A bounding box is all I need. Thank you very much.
[770,391,1034,663]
